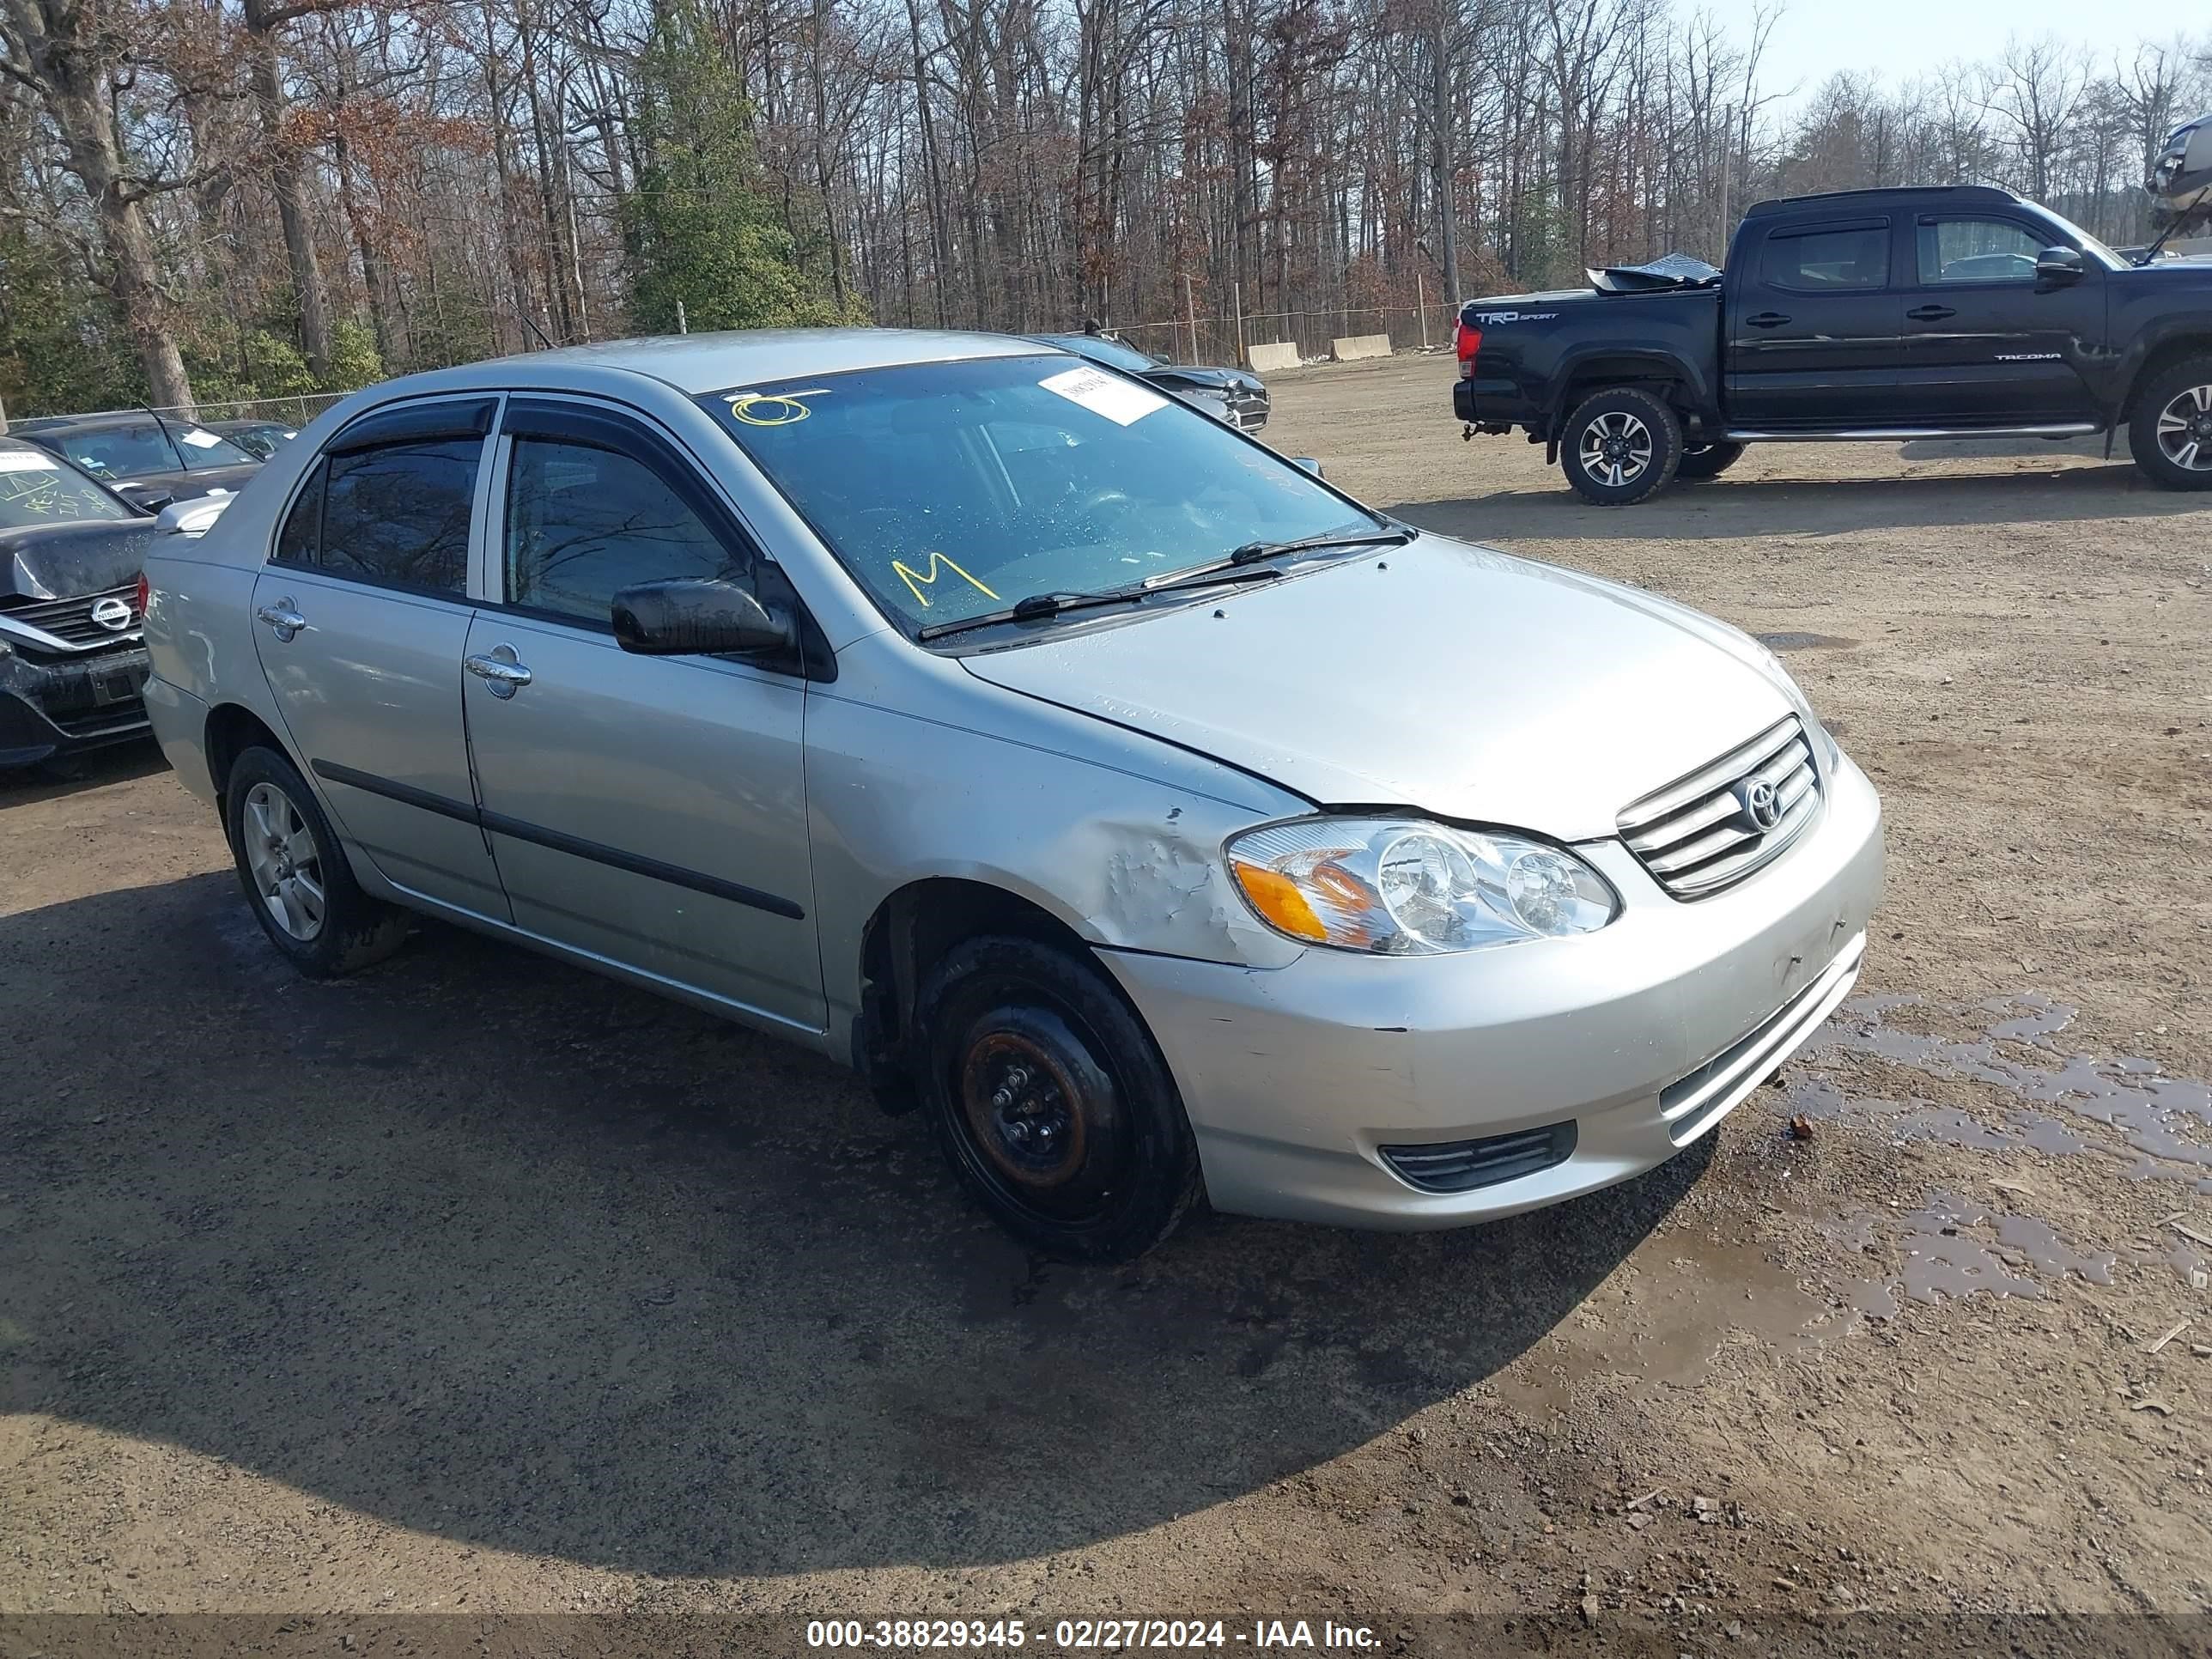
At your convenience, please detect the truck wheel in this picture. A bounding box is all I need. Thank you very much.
[1675,441,1745,482]
[1559,387,1682,505]
[915,935,1203,1261]
[2129,357,2212,489]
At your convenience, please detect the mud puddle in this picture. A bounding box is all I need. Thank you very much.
[1784,993,2212,1182]
[1493,1235,1833,1414]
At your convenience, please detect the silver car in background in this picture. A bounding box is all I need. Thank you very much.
[140,329,1882,1260]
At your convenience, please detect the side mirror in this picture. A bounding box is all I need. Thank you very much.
[1292,457,1326,477]
[611,577,796,658]
[121,483,175,514]
[2035,246,2085,287]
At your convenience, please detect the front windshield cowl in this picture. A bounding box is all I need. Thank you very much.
[704,352,1382,644]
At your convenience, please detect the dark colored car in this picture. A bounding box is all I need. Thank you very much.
[1451,184,2212,502]
[0,437,155,767]
[15,413,262,512]
[204,418,301,461]
[1030,333,1271,432]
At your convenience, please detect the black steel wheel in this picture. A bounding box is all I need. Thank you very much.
[915,935,1201,1260]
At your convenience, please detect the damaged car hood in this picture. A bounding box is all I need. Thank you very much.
[958,536,1796,842]
[2,520,157,601]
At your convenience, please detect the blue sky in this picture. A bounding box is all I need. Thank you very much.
[1693,0,2197,107]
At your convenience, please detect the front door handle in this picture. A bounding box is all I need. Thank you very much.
[1745,312,1791,329]
[1907,304,1957,322]
[464,645,533,699]
[255,599,305,642]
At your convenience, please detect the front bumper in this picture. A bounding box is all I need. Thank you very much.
[0,642,152,768]
[1100,753,1884,1228]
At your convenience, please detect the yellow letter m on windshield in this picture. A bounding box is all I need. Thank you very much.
[891,552,1000,610]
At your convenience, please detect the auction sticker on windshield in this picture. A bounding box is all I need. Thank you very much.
[178,427,224,448]
[1040,364,1168,426]
[0,451,59,472]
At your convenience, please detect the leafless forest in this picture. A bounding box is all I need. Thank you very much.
[2,0,2207,418]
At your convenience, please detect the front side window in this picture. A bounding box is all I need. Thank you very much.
[307,439,479,594]
[504,437,751,623]
[706,355,1380,635]
[1917,219,2048,285]
[1761,224,1889,290]
[0,447,137,527]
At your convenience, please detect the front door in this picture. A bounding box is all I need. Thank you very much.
[1897,214,2106,424]
[459,398,823,1035]
[251,398,510,921]
[1724,216,1904,429]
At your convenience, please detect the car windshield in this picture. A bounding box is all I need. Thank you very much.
[0,447,137,527]
[707,354,1376,635]
[47,421,252,478]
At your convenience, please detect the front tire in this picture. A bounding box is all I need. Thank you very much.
[2129,357,2212,490]
[1559,386,1682,505]
[224,745,409,977]
[1675,441,1746,482]
[915,935,1202,1261]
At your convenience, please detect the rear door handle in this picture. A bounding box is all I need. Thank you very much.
[1745,312,1791,329]
[464,646,533,699]
[255,599,305,642]
[1907,304,1957,322]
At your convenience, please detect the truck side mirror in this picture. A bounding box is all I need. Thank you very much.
[2035,246,2085,288]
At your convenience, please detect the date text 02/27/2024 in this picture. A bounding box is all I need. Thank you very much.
[805,1619,1381,1650]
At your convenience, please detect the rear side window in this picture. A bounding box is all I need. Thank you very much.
[1761,222,1889,290]
[276,462,324,565]
[276,439,479,595]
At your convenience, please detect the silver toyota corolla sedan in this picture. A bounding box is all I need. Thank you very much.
[139,329,1883,1259]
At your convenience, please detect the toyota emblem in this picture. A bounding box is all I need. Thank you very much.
[1734,777,1783,832]
[90,597,134,632]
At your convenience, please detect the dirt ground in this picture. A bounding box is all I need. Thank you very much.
[3,352,2209,1656]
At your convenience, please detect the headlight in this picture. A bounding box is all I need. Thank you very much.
[1226,817,1619,954]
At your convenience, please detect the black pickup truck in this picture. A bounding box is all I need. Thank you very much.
[1451,184,2212,503]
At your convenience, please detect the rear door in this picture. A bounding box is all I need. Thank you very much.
[1897,213,2105,423]
[458,397,823,1035]
[251,398,511,921]
[1724,216,1903,428]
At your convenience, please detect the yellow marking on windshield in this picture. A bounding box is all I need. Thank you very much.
[892,552,999,609]
[725,388,832,427]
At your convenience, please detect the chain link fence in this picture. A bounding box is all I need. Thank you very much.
[1108,303,1462,368]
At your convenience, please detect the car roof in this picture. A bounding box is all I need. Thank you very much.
[462,327,1062,396]
[1744,184,2021,217]
[15,412,173,434]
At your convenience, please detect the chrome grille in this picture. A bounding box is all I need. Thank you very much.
[0,584,143,651]
[1617,714,1820,899]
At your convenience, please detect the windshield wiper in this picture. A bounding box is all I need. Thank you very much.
[916,588,1144,641]
[1145,526,1413,592]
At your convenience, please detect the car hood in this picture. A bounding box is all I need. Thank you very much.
[1149,365,1263,393]
[958,536,1797,842]
[1,519,157,601]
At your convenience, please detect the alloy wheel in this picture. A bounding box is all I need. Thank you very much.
[240,781,326,941]
[1581,410,1654,487]
[2155,384,2212,471]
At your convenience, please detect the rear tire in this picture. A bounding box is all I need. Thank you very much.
[915,935,1202,1261]
[1559,386,1682,505]
[1675,441,1745,482]
[224,745,409,978]
[2128,356,2212,490]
